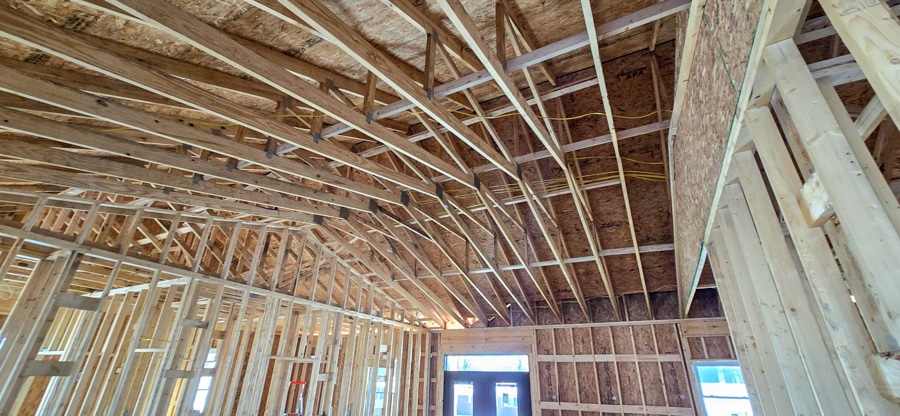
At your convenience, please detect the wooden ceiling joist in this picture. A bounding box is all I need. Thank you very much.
[316,0,689,144]
[0,196,422,331]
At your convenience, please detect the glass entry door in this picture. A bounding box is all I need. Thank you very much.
[444,372,530,416]
[452,381,474,416]
[494,382,519,416]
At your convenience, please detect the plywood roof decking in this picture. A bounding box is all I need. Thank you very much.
[0,0,686,328]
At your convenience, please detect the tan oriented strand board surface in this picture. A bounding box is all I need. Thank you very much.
[673,0,763,308]
[535,323,695,415]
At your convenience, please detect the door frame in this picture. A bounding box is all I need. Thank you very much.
[442,371,531,416]
[435,329,537,416]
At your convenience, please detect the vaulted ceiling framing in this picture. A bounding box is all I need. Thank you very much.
[0,0,687,328]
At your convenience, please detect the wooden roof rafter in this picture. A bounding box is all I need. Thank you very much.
[0,8,436,200]
[397,199,514,325]
[221,0,560,325]
[580,0,652,316]
[270,0,519,180]
[436,0,615,320]
[71,0,402,107]
[0,0,690,326]
[370,209,488,323]
[379,0,483,73]
[314,221,450,326]
[0,161,311,224]
[58,0,689,181]
[0,68,383,211]
[341,217,466,324]
[377,152,510,324]
[97,2,523,266]
[3,86,460,324]
[273,0,579,324]
[494,12,591,323]
[0,115,339,219]
[496,0,556,87]
[314,0,690,150]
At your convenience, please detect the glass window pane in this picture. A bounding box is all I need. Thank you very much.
[495,382,518,416]
[192,390,209,413]
[203,349,218,369]
[453,381,474,416]
[702,397,754,416]
[693,361,753,416]
[198,376,212,390]
[444,355,528,372]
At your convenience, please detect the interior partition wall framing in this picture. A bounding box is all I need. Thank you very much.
[0,189,429,416]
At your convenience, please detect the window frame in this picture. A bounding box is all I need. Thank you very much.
[691,360,753,416]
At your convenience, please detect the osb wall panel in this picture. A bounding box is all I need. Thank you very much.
[506,290,713,327]
[437,319,720,416]
[672,0,763,304]
[535,323,695,416]
[439,294,728,416]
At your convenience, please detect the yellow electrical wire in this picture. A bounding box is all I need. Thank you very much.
[417,169,668,206]
[574,155,666,165]
[90,103,669,194]
[93,106,672,133]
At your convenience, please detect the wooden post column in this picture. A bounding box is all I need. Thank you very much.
[0,250,82,413]
[745,105,899,414]
[707,230,771,416]
[763,37,900,404]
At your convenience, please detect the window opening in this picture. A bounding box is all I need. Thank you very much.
[693,361,753,416]
[192,349,218,413]
[365,367,388,416]
[444,355,528,372]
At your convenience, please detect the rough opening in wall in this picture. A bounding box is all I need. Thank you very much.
[692,361,752,416]
[444,354,529,373]
[192,349,218,413]
[443,354,531,416]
